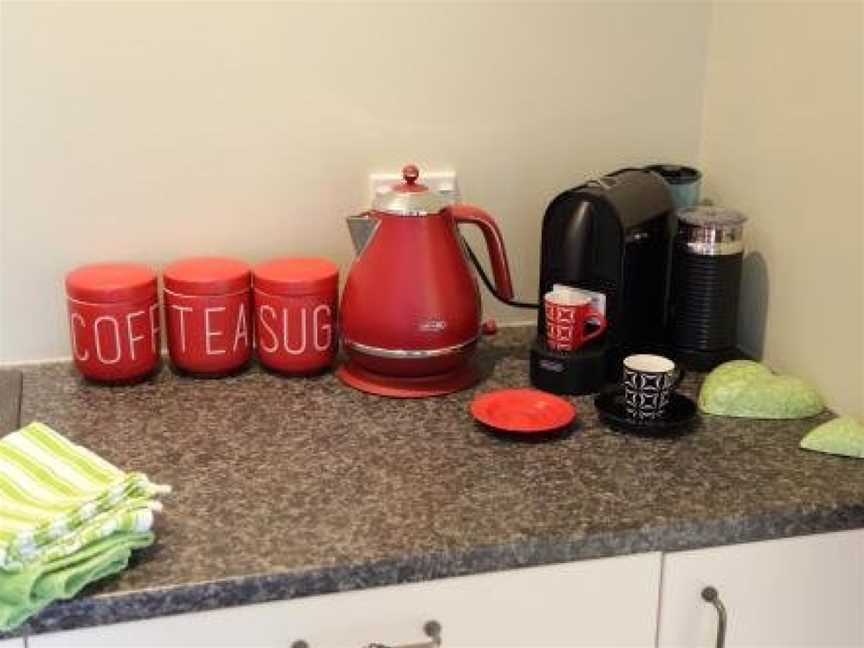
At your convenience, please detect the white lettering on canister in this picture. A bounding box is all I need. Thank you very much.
[257,305,279,353]
[125,310,146,361]
[283,307,307,355]
[149,303,160,353]
[170,305,192,352]
[69,313,89,362]
[204,307,226,355]
[312,304,332,352]
[233,302,249,353]
[93,316,122,365]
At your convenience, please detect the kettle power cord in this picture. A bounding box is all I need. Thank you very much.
[462,237,539,310]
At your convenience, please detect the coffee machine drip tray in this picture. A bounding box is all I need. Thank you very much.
[529,337,608,396]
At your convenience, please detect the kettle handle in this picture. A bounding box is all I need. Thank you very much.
[451,204,515,301]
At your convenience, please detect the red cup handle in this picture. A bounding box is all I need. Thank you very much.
[581,309,607,345]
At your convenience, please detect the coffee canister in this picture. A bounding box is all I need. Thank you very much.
[253,258,339,374]
[670,206,748,370]
[65,263,160,383]
[163,257,252,376]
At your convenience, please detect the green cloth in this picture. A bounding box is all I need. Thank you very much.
[0,422,169,631]
[800,416,864,459]
[0,531,153,632]
[0,422,169,571]
[698,360,824,419]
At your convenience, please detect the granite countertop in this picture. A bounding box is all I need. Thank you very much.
[5,326,864,638]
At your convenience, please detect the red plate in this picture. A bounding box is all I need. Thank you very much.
[470,388,577,434]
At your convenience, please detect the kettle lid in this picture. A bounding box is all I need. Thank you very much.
[372,164,451,216]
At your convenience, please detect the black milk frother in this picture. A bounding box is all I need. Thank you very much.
[669,206,748,371]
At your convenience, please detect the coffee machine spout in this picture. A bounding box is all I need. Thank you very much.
[346,214,379,257]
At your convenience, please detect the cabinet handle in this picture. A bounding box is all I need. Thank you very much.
[290,620,442,648]
[701,586,727,648]
[364,619,443,648]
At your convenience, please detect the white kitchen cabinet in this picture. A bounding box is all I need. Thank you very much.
[29,552,662,648]
[658,530,864,647]
[0,639,23,648]
[26,530,864,648]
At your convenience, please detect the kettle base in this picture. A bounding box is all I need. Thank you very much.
[337,361,479,398]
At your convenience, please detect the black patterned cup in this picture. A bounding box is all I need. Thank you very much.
[623,354,686,420]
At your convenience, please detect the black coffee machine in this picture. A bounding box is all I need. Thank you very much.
[530,168,676,395]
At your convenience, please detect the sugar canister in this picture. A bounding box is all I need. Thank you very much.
[163,257,252,376]
[65,263,160,383]
[253,257,339,374]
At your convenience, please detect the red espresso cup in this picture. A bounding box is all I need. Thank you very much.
[544,289,607,352]
[163,257,252,376]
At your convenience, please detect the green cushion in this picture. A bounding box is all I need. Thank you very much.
[800,417,864,459]
[698,360,824,419]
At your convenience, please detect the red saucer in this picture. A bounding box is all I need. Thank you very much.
[337,361,480,398]
[470,388,577,434]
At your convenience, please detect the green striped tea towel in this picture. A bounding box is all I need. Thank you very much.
[0,422,170,571]
[0,531,154,632]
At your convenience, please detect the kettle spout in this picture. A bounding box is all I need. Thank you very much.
[346,213,379,257]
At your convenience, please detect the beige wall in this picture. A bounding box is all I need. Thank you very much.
[3,2,862,418]
[0,1,712,362]
[699,1,863,416]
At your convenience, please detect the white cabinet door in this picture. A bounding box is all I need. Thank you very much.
[658,530,864,647]
[0,639,23,648]
[31,552,661,647]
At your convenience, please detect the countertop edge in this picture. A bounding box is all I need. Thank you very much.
[11,502,864,639]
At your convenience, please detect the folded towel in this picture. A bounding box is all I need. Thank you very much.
[0,422,170,570]
[800,416,864,459]
[0,531,154,632]
[698,360,824,419]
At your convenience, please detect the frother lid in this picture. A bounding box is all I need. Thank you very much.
[677,206,747,256]
[372,164,451,216]
[677,206,747,228]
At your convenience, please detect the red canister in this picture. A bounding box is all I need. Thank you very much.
[163,257,252,376]
[253,258,339,374]
[65,263,160,383]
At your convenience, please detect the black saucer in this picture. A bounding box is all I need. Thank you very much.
[594,389,699,435]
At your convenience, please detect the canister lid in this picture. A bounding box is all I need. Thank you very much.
[66,263,158,304]
[371,164,451,216]
[163,257,251,296]
[677,206,747,228]
[253,257,339,296]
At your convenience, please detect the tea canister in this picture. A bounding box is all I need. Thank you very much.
[163,257,252,376]
[253,257,339,374]
[65,263,160,383]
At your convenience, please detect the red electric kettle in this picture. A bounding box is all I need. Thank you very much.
[337,164,514,397]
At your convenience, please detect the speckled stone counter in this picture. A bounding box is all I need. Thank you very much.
[5,327,864,638]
